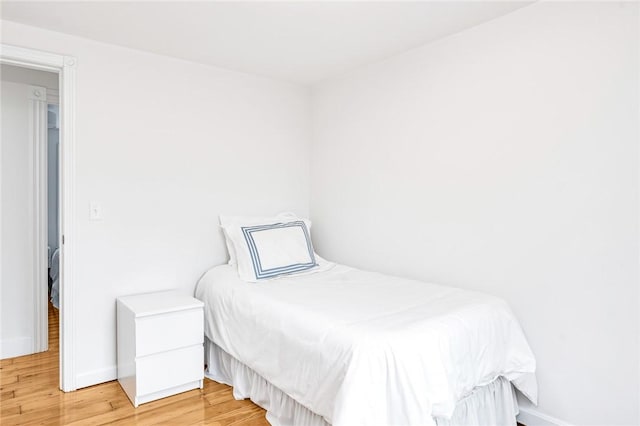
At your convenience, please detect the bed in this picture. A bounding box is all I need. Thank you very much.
[195,214,537,425]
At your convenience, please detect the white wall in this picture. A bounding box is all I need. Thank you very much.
[311,3,639,425]
[1,80,36,358]
[1,20,312,387]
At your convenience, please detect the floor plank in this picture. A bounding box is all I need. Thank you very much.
[0,303,269,425]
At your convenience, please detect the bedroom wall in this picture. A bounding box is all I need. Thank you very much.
[1,20,312,388]
[310,2,639,426]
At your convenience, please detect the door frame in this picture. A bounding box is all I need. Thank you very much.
[1,44,77,392]
[29,83,49,355]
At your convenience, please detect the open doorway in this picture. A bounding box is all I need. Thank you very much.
[0,45,77,392]
[1,63,59,359]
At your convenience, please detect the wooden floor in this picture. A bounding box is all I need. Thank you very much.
[1,304,269,425]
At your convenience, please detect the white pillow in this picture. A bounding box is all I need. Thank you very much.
[222,212,298,265]
[220,213,328,282]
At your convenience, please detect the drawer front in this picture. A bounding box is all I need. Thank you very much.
[136,344,203,396]
[135,308,203,357]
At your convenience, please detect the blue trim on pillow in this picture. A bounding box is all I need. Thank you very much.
[241,221,317,280]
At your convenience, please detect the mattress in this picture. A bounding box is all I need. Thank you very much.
[195,263,537,425]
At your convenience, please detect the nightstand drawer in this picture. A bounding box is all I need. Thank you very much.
[135,308,203,357]
[136,344,203,396]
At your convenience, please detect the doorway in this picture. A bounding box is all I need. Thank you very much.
[0,44,77,392]
[0,63,58,358]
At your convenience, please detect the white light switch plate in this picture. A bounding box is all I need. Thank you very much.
[90,202,104,221]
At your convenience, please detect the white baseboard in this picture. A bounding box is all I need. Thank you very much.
[517,406,573,426]
[1,336,33,359]
[75,365,117,389]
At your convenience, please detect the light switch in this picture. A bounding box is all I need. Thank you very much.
[90,202,104,221]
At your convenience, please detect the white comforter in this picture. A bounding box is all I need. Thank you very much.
[195,264,537,425]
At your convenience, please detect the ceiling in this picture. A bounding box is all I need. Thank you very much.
[1,1,532,84]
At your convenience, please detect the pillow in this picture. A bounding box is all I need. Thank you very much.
[220,213,328,282]
[222,212,298,265]
[222,228,237,265]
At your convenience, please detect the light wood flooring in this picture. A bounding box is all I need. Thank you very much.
[1,303,269,425]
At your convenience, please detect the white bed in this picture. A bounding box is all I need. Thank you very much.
[195,262,537,426]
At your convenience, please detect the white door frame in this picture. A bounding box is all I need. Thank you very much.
[1,44,77,392]
[29,84,49,355]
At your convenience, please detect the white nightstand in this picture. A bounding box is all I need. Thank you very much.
[116,290,204,407]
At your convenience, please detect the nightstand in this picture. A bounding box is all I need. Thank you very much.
[116,290,204,407]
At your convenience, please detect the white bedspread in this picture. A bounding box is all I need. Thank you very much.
[195,264,537,425]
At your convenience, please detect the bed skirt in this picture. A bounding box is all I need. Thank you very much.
[205,338,519,426]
